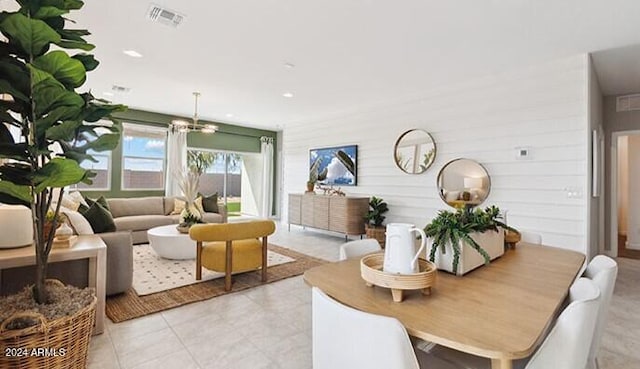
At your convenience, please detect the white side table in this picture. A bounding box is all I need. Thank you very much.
[0,235,106,334]
[148,225,196,260]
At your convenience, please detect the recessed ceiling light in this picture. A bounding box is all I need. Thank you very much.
[284,62,295,69]
[225,113,234,118]
[123,49,143,58]
[102,92,114,97]
[282,92,294,98]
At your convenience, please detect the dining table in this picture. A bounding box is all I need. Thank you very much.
[304,242,586,369]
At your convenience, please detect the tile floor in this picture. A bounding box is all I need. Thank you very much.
[88,223,640,369]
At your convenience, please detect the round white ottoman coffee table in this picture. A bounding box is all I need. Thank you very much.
[147,225,196,260]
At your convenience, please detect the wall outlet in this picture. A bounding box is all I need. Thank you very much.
[564,187,583,198]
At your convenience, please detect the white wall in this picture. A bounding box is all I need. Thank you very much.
[283,55,590,254]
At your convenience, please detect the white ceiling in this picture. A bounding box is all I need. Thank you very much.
[591,44,640,96]
[67,0,640,129]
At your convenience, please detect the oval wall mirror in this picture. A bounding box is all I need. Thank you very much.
[394,129,436,174]
[437,158,491,208]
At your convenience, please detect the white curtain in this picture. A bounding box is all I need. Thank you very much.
[260,136,274,218]
[165,129,187,197]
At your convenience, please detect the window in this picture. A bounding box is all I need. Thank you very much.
[76,124,112,191]
[122,123,167,190]
[188,149,244,216]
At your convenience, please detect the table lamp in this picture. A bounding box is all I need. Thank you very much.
[0,204,34,248]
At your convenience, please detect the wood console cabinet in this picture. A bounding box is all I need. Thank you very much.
[288,194,369,237]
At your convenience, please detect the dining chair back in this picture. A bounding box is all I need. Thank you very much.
[339,239,382,261]
[583,255,618,369]
[519,231,542,245]
[419,278,601,369]
[312,287,420,369]
[524,277,601,369]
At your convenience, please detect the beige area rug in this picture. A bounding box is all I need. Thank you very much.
[133,244,295,296]
[106,244,325,323]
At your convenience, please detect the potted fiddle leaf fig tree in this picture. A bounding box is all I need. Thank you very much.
[424,206,516,276]
[0,0,125,367]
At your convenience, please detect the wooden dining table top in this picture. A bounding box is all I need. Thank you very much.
[304,243,586,363]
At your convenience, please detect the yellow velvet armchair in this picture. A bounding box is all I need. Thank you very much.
[189,220,276,291]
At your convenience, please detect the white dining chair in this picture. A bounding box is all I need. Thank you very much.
[312,287,459,369]
[518,231,542,245]
[583,255,618,369]
[338,239,382,261]
[419,277,601,369]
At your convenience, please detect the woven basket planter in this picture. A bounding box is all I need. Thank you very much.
[365,225,386,248]
[0,280,97,369]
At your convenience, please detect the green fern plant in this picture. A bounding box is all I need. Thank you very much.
[424,206,517,273]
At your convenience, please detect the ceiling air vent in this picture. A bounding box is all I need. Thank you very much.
[616,94,640,112]
[147,3,184,28]
[111,85,131,94]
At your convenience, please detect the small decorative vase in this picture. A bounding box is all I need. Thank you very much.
[55,223,73,241]
[306,182,315,193]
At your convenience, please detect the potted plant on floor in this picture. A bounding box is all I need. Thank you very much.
[424,206,516,276]
[0,0,125,367]
[175,168,204,233]
[364,196,389,248]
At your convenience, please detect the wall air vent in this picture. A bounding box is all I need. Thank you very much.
[616,94,640,112]
[147,3,184,28]
[111,85,131,94]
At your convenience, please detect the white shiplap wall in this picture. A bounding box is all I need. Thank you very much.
[282,55,589,254]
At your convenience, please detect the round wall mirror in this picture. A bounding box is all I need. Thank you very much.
[394,129,436,174]
[437,158,491,208]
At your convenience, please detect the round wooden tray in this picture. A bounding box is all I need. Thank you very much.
[360,253,437,302]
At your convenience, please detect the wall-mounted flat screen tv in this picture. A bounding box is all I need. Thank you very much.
[309,145,357,186]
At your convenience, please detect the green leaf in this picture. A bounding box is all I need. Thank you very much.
[45,119,82,140]
[56,39,94,51]
[58,28,90,42]
[40,0,84,11]
[0,180,32,203]
[0,143,29,161]
[32,157,87,192]
[0,122,15,144]
[32,50,87,88]
[0,79,28,102]
[32,77,83,117]
[80,133,120,152]
[61,149,95,164]
[0,58,30,98]
[33,6,69,19]
[83,102,127,122]
[0,12,61,56]
[72,53,98,71]
[37,105,82,129]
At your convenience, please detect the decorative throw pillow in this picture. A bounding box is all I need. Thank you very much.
[200,192,219,213]
[79,202,116,234]
[84,195,110,211]
[171,197,204,215]
[59,207,94,235]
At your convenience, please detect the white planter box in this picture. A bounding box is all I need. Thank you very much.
[429,230,504,276]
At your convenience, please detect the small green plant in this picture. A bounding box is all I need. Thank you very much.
[179,211,203,227]
[424,206,517,273]
[364,196,389,227]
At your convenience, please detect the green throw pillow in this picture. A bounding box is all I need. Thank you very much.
[200,192,219,213]
[84,195,110,211]
[79,202,116,233]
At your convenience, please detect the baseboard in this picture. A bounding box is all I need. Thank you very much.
[626,242,640,250]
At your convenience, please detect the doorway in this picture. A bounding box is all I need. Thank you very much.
[611,131,640,259]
